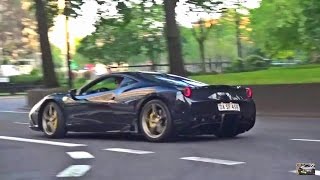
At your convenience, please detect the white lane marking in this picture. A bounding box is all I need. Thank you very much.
[289,170,320,176]
[67,151,94,159]
[0,136,87,147]
[180,157,245,165]
[13,122,29,125]
[103,148,154,154]
[291,139,320,143]
[56,165,91,178]
[0,111,29,114]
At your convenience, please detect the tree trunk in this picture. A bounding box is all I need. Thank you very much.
[235,12,243,58]
[163,0,186,77]
[150,51,156,71]
[199,40,206,72]
[35,0,59,88]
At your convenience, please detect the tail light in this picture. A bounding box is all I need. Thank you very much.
[183,87,192,98]
[246,87,253,98]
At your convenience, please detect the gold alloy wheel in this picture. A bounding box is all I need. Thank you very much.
[42,105,58,135]
[142,104,167,138]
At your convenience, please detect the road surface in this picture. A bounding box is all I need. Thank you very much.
[0,97,319,180]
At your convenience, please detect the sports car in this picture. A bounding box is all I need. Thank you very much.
[29,71,256,142]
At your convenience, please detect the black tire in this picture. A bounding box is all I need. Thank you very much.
[139,99,174,142]
[41,102,67,138]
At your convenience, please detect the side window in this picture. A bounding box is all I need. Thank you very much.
[119,77,137,88]
[82,76,123,95]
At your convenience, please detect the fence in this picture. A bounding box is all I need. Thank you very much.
[0,61,232,94]
[110,61,232,74]
[0,83,43,95]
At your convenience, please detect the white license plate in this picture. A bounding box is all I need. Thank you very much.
[218,102,240,111]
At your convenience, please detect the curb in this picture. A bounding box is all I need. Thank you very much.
[0,96,26,99]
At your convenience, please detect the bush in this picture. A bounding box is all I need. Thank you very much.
[225,58,245,73]
[76,77,87,85]
[74,77,88,88]
[30,69,41,76]
[10,75,43,85]
[226,55,270,73]
[244,55,270,71]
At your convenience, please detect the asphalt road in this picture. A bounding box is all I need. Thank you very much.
[0,98,320,180]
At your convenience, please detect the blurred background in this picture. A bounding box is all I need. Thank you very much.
[0,0,320,94]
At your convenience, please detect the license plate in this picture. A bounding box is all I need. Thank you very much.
[218,102,240,111]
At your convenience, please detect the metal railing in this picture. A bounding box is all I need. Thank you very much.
[110,61,232,74]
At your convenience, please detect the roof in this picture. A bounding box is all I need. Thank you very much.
[110,71,164,78]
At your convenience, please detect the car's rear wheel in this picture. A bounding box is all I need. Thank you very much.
[41,102,66,138]
[139,100,174,142]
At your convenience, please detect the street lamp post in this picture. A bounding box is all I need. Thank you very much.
[65,0,72,89]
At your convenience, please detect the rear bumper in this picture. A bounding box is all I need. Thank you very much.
[171,99,256,134]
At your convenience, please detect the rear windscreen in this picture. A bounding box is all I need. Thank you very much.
[140,73,208,87]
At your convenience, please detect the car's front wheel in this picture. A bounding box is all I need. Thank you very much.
[41,102,66,138]
[139,100,174,142]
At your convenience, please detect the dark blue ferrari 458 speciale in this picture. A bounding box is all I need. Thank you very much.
[29,71,256,142]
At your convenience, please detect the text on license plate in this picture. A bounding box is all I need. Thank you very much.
[218,102,240,111]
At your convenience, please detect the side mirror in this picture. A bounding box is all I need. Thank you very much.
[68,89,78,100]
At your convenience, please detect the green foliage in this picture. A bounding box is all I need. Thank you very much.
[227,57,245,73]
[191,64,320,85]
[2,59,10,65]
[78,22,142,63]
[72,53,89,66]
[10,74,43,85]
[30,68,41,76]
[300,0,320,62]
[181,15,239,63]
[181,27,200,62]
[250,0,302,57]
[77,3,166,64]
[27,0,58,28]
[227,55,270,73]
[75,77,87,85]
[244,55,270,71]
[28,0,84,28]
[51,45,63,68]
[249,0,320,61]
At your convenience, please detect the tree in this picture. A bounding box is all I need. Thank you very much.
[78,21,142,64]
[93,0,227,76]
[34,0,58,87]
[300,0,320,62]
[191,19,218,72]
[0,0,40,62]
[41,0,236,77]
[163,0,185,76]
[78,3,166,66]
[249,0,303,59]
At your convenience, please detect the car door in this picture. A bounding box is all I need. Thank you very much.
[65,75,122,132]
[103,76,140,131]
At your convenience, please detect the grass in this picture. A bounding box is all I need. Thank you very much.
[191,64,320,85]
